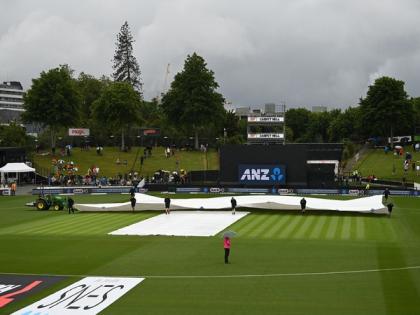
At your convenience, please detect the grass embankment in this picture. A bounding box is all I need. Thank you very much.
[1,194,420,314]
[355,148,420,182]
[33,146,219,178]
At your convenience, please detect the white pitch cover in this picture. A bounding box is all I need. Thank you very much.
[12,277,144,315]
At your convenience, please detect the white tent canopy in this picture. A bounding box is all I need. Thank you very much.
[0,162,35,184]
[0,163,35,173]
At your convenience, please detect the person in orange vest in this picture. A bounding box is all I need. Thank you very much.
[10,182,17,196]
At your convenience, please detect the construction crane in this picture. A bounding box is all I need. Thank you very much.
[156,63,170,103]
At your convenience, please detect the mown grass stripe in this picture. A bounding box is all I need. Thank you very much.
[308,216,327,239]
[245,214,271,237]
[356,216,365,240]
[0,214,83,234]
[325,216,339,239]
[49,215,134,235]
[248,214,278,238]
[277,215,304,239]
[379,217,397,242]
[229,215,254,232]
[26,213,130,235]
[10,216,90,235]
[293,215,316,239]
[236,214,268,236]
[341,216,352,240]
[33,213,146,235]
[25,214,111,235]
[262,215,294,239]
[84,214,154,235]
[334,216,345,239]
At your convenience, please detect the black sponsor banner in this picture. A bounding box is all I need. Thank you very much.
[0,274,66,309]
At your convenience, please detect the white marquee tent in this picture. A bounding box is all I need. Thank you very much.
[0,162,35,184]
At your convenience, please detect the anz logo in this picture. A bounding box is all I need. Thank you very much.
[239,165,285,183]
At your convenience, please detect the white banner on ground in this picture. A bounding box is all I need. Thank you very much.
[12,276,144,315]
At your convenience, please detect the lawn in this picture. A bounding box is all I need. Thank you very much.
[355,148,420,182]
[32,146,219,178]
[1,194,420,314]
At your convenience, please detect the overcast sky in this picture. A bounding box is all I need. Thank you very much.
[1,0,420,109]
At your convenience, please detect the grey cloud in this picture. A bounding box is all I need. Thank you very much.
[1,0,419,109]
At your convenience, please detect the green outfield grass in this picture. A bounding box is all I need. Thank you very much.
[33,146,219,178]
[1,194,420,314]
[355,148,420,182]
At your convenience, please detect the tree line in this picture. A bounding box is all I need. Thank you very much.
[4,22,420,151]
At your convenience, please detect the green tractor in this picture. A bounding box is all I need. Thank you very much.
[35,195,66,211]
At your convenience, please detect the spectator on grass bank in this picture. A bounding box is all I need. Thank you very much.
[231,197,237,215]
[404,160,409,173]
[130,195,136,212]
[365,183,370,195]
[300,197,306,214]
[164,197,171,214]
[68,197,75,214]
[224,237,231,264]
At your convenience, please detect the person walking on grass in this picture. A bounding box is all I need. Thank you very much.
[387,202,394,217]
[67,197,75,214]
[164,197,171,214]
[224,236,231,264]
[300,197,306,214]
[230,197,237,215]
[130,195,136,212]
[383,187,390,201]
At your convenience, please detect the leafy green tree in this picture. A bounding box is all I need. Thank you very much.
[161,53,225,149]
[92,82,142,150]
[411,97,420,132]
[112,21,142,92]
[328,107,362,142]
[360,77,414,146]
[22,65,81,151]
[285,108,312,142]
[0,122,32,147]
[76,73,109,126]
[223,111,242,139]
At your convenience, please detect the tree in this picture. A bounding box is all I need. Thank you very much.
[327,107,362,142]
[76,73,109,127]
[112,21,142,92]
[161,53,225,149]
[92,82,142,150]
[22,65,81,151]
[0,122,32,147]
[360,77,414,146]
[285,108,312,142]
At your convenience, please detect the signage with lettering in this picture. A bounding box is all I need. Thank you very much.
[69,129,90,137]
[247,116,284,123]
[247,133,284,139]
[238,164,286,184]
[12,277,143,315]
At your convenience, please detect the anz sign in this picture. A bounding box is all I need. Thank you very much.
[239,164,286,184]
